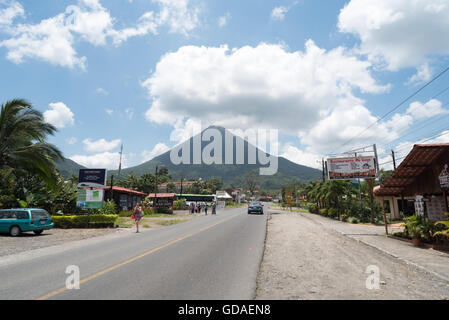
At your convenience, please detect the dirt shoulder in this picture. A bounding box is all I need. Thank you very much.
[256,212,449,300]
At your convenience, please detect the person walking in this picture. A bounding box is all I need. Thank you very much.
[212,202,216,215]
[204,202,208,215]
[133,204,144,233]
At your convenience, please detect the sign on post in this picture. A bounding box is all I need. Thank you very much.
[78,169,107,188]
[327,157,376,180]
[76,188,104,209]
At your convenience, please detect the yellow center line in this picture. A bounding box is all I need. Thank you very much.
[36,213,241,300]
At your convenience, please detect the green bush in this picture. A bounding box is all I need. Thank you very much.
[341,213,349,222]
[143,208,155,216]
[348,217,360,224]
[52,214,118,228]
[119,210,133,217]
[173,199,187,210]
[327,208,338,219]
[100,200,117,215]
[319,208,328,216]
[308,203,317,214]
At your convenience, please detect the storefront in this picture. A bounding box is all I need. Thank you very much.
[103,186,147,211]
[375,143,449,222]
[147,193,176,210]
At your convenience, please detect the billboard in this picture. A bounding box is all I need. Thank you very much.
[76,189,104,209]
[327,157,376,180]
[78,169,107,188]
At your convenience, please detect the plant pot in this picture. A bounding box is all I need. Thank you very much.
[412,238,421,247]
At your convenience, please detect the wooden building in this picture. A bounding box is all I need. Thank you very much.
[375,143,449,221]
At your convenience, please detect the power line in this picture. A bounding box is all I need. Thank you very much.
[332,65,449,153]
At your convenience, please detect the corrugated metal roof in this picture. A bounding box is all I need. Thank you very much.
[375,143,449,197]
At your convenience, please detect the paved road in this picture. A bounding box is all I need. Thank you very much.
[0,207,267,300]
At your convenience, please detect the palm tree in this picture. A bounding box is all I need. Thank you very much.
[0,99,63,187]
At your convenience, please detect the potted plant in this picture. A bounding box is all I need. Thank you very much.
[405,215,424,246]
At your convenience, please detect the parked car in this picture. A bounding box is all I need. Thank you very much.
[0,209,54,237]
[248,202,264,215]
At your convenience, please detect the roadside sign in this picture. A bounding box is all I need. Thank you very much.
[77,188,104,209]
[78,169,107,188]
[414,195,425,216]
[439,164,449,189]
[327,157,376,180]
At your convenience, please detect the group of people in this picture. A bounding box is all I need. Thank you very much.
[189,202,216,215]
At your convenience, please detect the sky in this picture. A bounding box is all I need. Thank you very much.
[1,0,449,171]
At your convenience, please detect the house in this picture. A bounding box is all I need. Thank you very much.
[374,143,449,221]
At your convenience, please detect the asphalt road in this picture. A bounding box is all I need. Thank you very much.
[0,207,267,300]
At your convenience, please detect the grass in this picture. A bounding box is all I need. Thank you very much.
[153,219,190,226]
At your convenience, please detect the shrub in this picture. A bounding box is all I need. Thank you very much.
[143,208,155,216]
[308,203,317,214]
[319,208,328,216]
[348,217,360,224]
[52,214,118,228]
[173,199,187,210]
[100,200,117,215]
[341,213,349,222]
[327,208,338,219]
[119,210,133,217]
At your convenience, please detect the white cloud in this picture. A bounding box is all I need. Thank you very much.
[218,12,231,28]
[142,41,391,154]
[96,87,109,95]
[280,143,322,169]
[338,0,449,70]
[125,108,134,120]
[406,99,448,120]
[105,108,113,115]
[407,63,432,85]
[82,138,121,153]
[0,0,200,69]
[66,137,78,145]
[70,151,126,169]
[43,102,75,129]
[271,6,289,21]
[141,142,170,162]
[0,0,24,26]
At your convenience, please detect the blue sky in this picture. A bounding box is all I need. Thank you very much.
[1,0,449,170]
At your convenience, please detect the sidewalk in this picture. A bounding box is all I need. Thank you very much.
[299,212,449,283]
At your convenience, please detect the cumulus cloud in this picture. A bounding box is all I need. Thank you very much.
[82,138,121,153]
[141,142,170,162]
[406,99,448,120]
[0,0,24,26]
[0,0,200,69]
[338,0,449,71]
[43,102,75,129]
[271,6,289,21]
[70,151,126,169]
[218,12,231,28]
[142,41,394,154]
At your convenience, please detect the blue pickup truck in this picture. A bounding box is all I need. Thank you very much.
[0,209,54,237]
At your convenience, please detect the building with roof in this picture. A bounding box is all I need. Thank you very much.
[158,181,196,193]
[374,143,449,221]
[102,186,147,211]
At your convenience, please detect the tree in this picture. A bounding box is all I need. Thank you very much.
[244,172,259,195]
[0,99,63,187]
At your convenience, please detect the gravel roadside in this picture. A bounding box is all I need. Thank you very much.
[256,212,449,300]
[0,228,122,257]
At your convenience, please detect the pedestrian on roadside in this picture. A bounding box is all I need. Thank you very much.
[212,202,216,215]
[133,204,144,233]
[198,203,202,213]
[190,202,194,214]
[204,203,208,215]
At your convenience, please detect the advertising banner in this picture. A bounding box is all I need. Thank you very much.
[327,157,376,180]
[78,169,107,188]
[439,164,449,189]
[76,189,104,209]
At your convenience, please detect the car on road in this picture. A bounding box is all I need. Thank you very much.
[248,202,264,215]
[0,209,54,237]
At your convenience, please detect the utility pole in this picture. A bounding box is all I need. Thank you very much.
[180,176,183,198]
[322,158,325,182]
[154,166,158,211]
[110,175,114,202]
[391,149,397,170]
[117,144,123,182]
